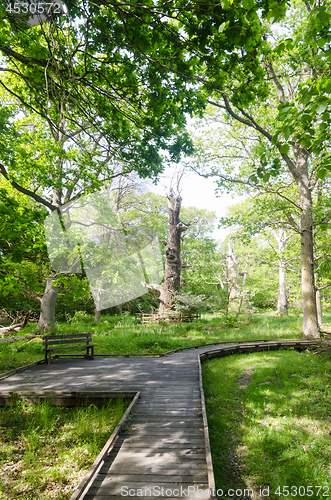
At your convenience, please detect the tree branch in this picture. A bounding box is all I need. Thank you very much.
[0,163,56,211]
[23,288,43,303]
[262,58,286,104]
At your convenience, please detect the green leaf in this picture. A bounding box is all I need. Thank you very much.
[242,0,254,9]
[317,169,327,180]
[316,103,328,114]
[263,173,271,182]
[274,42,285,55]
[218,23,226,33]
[283,126,292,140]
[271,134,279,145]
[257,167,264,178]
[317,38,327,48]
[285,38,294,50]
[280,144,290,155]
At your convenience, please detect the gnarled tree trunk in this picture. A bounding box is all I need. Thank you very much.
[35,276,59,333]
[144,187,189,313]
[158,189,183,313]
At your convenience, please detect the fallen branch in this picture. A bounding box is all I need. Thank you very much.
[0,311,31,336]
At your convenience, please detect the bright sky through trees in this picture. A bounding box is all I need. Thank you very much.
[146,166,244,243]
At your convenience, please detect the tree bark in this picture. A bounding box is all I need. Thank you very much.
[295,146,319,338]
[158,189,183,313]
[274,229,288,315]
[94,309,101,325]
[35,276,59,333]
[227,240,240,301]
[236,268,248,318]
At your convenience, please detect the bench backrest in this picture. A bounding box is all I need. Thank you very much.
[43,333,92,346]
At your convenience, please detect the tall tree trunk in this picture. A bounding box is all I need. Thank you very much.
[295,146,319,338]
[35,186,62,333]
[94,309,101,325]
[35,276,59,333]
[158,189,183,313]
[227,239,240,301]
[274,229,288,315]
[236,267,248,318]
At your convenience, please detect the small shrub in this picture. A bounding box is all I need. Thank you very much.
[174,292,210,315]
[65,310,91,324]
[221,313,238,328]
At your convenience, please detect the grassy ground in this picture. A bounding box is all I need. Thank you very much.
[0,398,128,500]
[202,349,331,500]
[0,309,312,375]
[1,308,331,499]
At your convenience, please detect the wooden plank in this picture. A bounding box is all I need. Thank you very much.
[46,344,96,351]
[122,424,204,431]
[93,479,208,488]
[102,464,208,473]
[112,444,205,451]
[43,333,92,340]
[140,397,202,401]
[86,482,209,494]
[135,405,201,410]
[106,450,207,460]
[84,496,208,500]
[44,338,94,346]
[132,411,203,417]
[121,429,204,436]
[116,436,205,445]
[129,418,203,425]
[94,474,208,482]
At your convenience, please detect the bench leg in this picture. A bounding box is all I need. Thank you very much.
[48,351,52,365]
[84,345,95,360]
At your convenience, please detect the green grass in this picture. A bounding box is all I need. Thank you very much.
[0,398,128,500]
[0,309,310,375]
[202,349,331,500]
[2,309,331,499]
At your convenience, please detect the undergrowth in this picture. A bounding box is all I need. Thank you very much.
[0,398,127,500]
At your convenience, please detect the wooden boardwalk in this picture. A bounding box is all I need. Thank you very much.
[0,339,317,499]
[80,352,210,500]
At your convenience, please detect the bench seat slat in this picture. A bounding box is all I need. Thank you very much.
[44,333,92,341]
[47,343,97,351]
[43,338,94,346]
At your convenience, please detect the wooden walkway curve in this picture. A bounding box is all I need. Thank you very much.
[0,339,317,499]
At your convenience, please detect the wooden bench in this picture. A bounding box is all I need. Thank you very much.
[43,333,96,365]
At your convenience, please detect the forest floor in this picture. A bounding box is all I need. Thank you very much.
[1,308,326,375]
